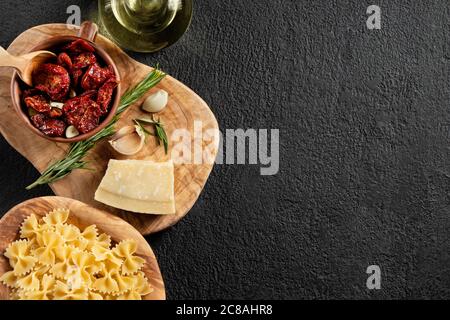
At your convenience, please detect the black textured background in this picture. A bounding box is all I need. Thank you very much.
[1,0,450,299]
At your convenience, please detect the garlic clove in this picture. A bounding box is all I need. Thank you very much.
[50,102,64,109]
[65,125,80,139]
[141,89,169,113]
[109,125,146,156]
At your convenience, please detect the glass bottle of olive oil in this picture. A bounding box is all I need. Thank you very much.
[98,0,193,52]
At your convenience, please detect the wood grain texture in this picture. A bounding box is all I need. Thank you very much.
[0,24,219,235]
[0,196,166,300]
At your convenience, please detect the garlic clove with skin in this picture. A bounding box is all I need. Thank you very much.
[65,125,80,139]
[109,125,146,156]
[141,89,169,113]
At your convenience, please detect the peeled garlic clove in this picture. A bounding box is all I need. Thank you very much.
[65,125,80,138]
[141,89,168,113]
[50,102,64,109]
[109,125,146,156]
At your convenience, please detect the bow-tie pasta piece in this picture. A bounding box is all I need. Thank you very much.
[113,240,145,275]
[116,272,153,300]
[92,268,120,293]
[55,223,80,243]
[88,290,104,300]
[15,265,50,294]
[111,271,136,294]
[33,231,64,265]
[42,209,70,227]
[51,246,79,279]
[20,275,55,300]
[134,272,154,296]
[16,270,40,292]
[70,250,97,286]
[5,240,37,276]
[97,233,112,249]
[69,225,97,251]
[53,280,89,300]
[91,244,123,271]
[20,214,50,247]
[0,271,19,289]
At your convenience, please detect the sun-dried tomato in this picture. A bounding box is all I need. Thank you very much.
[48,108,63,118]
[30,113,45,128]
[97,78,118,113]
[80,90,97,100]
[33,63,70,102]
[71,68,83,87]
[62,39,95,54]
[24,95,51,113]
[72,52,97,69]
[22,88,42,98]
[63,95,102,134]
[78,104,102,134]
[63,95,90,125]
[57,52,73,70]
[80,63,115,91]
[31,113,66,137]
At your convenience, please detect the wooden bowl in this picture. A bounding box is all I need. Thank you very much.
[10,21,121,143]
[0,196,166,300]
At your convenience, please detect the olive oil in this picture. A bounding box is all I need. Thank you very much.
[111,0,177,35]
[99,0,192,53]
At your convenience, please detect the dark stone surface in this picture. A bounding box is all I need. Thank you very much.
[1,0,450,299]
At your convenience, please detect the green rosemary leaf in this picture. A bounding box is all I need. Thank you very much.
[156,123,169,154]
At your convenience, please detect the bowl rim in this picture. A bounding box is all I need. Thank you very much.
[10,35,122,143]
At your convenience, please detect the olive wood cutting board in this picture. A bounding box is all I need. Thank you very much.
[0,196,165,300]
[0,24,219,235]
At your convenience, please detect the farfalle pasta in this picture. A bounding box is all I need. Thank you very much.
[0,209,153,300]
[4,240,37,276]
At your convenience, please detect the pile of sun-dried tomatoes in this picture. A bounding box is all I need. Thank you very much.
[22,39,118,138]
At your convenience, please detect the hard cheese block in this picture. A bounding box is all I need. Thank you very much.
[95,159,176,215]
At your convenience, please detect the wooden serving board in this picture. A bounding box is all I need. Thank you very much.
[0,24,219,235]
[0,196,165,300]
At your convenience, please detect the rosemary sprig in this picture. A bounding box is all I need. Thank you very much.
[134,116,169,154]
[26,67,166,190]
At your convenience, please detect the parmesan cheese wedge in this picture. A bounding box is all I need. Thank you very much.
[95,159,176,215]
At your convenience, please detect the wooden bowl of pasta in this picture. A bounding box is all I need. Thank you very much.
[0,196,166,300]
